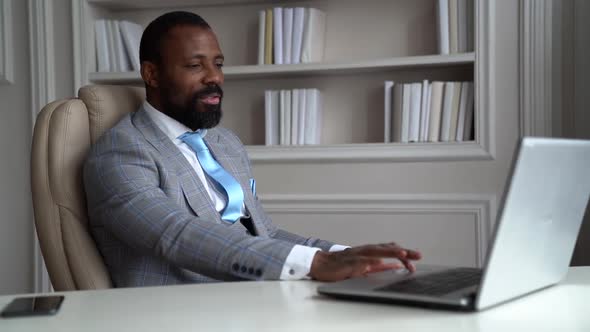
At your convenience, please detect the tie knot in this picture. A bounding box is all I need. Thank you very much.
[179,131,208,152]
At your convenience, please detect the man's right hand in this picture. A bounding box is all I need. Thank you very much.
[309,243,422,282]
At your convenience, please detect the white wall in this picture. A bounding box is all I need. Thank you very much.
[0,0,33,295]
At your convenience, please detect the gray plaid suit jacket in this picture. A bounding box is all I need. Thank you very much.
[83,106,335,287]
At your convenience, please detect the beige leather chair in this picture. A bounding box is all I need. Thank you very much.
[31,85,145,291]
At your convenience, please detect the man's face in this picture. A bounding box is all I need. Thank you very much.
[154,25,225,131]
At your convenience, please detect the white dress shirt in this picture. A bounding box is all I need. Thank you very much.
[143,101,348,280]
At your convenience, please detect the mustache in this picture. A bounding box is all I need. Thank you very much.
[194,84,224,100]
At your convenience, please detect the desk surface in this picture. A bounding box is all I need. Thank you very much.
[1,267,589,332]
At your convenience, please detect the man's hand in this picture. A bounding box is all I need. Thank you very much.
[309,243,422,282]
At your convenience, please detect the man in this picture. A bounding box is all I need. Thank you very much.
[84,11,421,288]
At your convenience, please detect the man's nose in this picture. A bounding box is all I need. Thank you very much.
[203,65,223,85]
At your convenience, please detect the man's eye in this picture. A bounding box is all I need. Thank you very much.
[187,64,201,68]
[216,63,224,68]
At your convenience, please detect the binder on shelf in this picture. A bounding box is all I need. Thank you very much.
[428,81,445,142]
[391,83,404,143]
[291,88,300,144]
[297,89,307,145]
[383,81,394,143]
[419,80,431,142]
[283,8,294,64]
[401,84,411,143]
[440,81,455,141]
[264,90,280,145]
[291,7,305,64]
[457,0,468,53]
[94,20,110,72]
[448,0,459,54]
[437,0,450,54]
[106,20,118,71]
[119,20,143,71]
[301,8,326,63]
[462,82,475,141]
[273,7,283,65]
[449,81,462,141]
[409,83,422,143]
[264,9,273,64]
[258,10,266,65]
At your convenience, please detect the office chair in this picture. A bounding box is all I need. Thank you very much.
[31,85,145,291]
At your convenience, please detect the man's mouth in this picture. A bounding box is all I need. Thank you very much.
[200,94,221,105]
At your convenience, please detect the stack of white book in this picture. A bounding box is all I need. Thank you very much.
[257,7,327,65]
[94,19,143,72]
[265,89,322,146]
[437,0,474,54]
[384,80,474,143]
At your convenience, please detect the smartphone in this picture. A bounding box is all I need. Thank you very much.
[0,295,64,318]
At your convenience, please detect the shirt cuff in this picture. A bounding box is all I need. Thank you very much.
[329,244,351,252]
[280,245,321,280]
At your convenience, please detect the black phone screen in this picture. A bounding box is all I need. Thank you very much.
[1,295,64,318]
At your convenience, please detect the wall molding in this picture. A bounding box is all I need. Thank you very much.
[0,0,14,84]
[520,0,556,137]
[28,0,55,294]
[260,193,496,268]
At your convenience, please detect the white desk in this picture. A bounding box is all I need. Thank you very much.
[1,267,589,332]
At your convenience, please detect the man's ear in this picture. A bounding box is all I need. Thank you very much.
[141,61,159,88]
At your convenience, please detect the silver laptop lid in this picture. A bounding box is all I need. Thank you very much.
[476,137,590,310]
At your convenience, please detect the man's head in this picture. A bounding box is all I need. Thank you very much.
[140,11,224,131]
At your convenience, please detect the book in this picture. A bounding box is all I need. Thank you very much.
[391,83,404,143]
[437,0,450,54]
[419,80,430,142]
[264,9,273,64]
[291,7,305,64]
[440,81,455,141]
[258,10,266,65]
[428,82,445,142]
[304,89,321,144]
[291,89,299,144]
[457,0,468,53]
[449,0,459,53]
[94,20,110,72]
[409,83,422,142]
[283,8,293,64]
[449,82,462,141]
[456,82,469,141]
[401,84,411,143]
[301,8,326,63]
[462,82,475,141]
[279,90,287,145]
[297,88,307,145]
[273,7,283,65]
[264,90,280,145]
[422,82,433,142]
[113,21,131,72]
[106,20,118,71]
[466,0,474,51]
[119,21,143,71]
[383,81,394,143]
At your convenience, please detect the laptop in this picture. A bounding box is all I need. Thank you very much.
[317,137,590,311]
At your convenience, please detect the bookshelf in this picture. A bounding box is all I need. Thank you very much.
[72,0,487,162]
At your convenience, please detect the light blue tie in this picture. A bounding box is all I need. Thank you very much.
[179,131,244,223]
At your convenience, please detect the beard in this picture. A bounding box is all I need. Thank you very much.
[161,84,223,131]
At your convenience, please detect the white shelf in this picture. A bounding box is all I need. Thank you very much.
[87,0,288,10]
[88,53,475,84]
[245,141,490,163]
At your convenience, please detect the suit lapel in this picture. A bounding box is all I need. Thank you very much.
[204,129,269,237]
[132,108,222,224]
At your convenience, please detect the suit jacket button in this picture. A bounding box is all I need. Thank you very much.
[255,269,262,277]
[232,263,240,271]
[241,266,247,273]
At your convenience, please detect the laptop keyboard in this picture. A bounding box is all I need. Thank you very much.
[376,268,482,296]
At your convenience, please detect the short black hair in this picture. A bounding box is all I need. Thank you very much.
[139,11,211,64]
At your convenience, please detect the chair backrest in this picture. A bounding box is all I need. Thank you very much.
[31,85,145,291]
